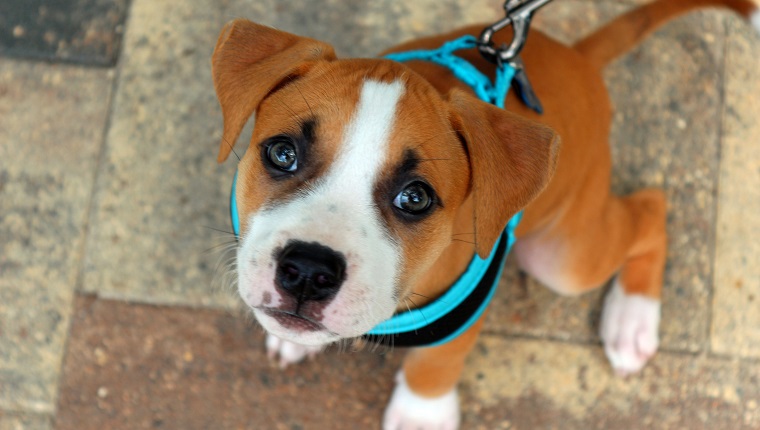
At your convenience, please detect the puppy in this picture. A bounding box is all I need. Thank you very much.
[211,0,760,428]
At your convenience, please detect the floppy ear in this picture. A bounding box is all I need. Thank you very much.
[211,19,336,162]
[448,89,560,258]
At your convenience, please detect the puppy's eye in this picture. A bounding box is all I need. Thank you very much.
[266,138,298,172]
[393,181,433,214]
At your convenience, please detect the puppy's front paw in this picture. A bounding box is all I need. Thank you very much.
[383,371,460,430]
[265,334,323,368]
[600,278,661,376]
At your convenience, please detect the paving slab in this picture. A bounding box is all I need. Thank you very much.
[0,60,113,412]
[461,336,760,430]
[0,412,52,430]
[56,295,760,430]
[225,0,502,59]
[0,0,129,66]
[486,3,737,353]
[55,295,403,430]
[711,17,760,358]
[80,0,238,308]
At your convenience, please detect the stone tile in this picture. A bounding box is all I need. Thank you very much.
[56,295,403,430]
[460,335,760,430]
[56,296,760,430]
[0,60,113,411]
[487,3,733,353]
[225,0,501,58]
[0,411,52,430]
[711,18,760,358]
[80,0,239,307]
[0,0,129,66]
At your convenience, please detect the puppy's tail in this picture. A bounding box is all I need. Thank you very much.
[574,0,760,68]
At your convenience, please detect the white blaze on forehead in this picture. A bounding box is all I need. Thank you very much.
[752,10,760,36]
[323,79,405,198]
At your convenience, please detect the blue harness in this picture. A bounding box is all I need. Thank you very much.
[230,35,531,347]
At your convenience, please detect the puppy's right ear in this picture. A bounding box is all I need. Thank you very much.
[448,89,560,258]
[212,19,336,162]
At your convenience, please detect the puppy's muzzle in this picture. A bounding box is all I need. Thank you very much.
[275,240,346,303]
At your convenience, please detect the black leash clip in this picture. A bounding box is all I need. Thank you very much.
[478,0,553,113]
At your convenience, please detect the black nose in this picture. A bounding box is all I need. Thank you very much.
[275,240,346,302]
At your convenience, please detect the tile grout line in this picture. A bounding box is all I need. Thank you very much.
[484,328,760,364]
[704,14,730,362]
[51,0,138,420]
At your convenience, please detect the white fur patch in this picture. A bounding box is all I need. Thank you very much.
[383,371,460,430]
[266,333,323,368]
[238,79,406,345]
[751,10,760,36]
[599,278,661,376]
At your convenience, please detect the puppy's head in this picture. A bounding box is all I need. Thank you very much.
[212,20,559,346]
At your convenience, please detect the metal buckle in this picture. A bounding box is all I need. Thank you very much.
[478,0,553,64]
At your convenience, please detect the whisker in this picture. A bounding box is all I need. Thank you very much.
[290,77,315,119]
[204,225,236,236]
[410,291,451,306]
[221,136,241,161]
[201,240,238,255]
[405,296,430,329]
[274,92,305,124]
[451,238,477,245]
[451,232,476,237]
[417,158,453,162]
[408,130,461,151]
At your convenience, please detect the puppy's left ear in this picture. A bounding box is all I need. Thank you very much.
[448,89,560,258]
[212,19,336,162]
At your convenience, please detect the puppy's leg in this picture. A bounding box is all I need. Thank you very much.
[383,314,486,430]
[599,189,667,375]
[517,188,667,375]
[265,334,323,368]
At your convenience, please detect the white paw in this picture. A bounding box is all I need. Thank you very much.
[751,10,760,36]
[600,278,661,376]
[265,334,323,368]
[383,371,460,430]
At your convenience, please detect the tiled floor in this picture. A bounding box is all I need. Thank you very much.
[1,1,759,429]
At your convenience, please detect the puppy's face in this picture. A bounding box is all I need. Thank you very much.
[213,20,558,347]
[235,60,471,346]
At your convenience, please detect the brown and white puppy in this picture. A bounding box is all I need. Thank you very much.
[211,1,760,428]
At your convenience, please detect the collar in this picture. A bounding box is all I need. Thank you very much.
[230,35,530,348]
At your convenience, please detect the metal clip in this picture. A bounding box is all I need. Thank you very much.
[478,0,552,113]
[478,0,553,64]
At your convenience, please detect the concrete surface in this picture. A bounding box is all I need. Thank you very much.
[1,0,759,428]
[711,16,760,359]
[0,0,130,65]
[0,60,113,416]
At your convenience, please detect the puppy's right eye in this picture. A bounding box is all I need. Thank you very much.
[266,137,298,172]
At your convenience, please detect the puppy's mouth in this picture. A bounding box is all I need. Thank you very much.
[259,307,329,333]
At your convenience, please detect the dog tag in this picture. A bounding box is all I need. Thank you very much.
[509,57,543,114]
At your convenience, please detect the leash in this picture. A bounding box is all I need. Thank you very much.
[229,0,551,348]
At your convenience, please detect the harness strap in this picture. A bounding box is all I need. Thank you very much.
[384,35,514,108]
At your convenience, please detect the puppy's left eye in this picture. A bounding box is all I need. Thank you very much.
[393,181,434,215]
[266,137,298,172]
